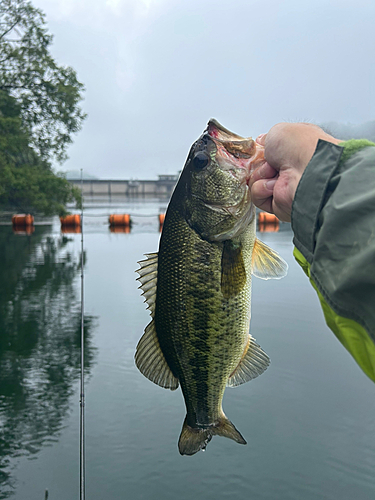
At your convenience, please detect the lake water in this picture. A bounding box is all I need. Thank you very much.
[1,199,375,500]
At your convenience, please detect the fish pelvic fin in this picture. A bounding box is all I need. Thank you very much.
[178,415,246,456]
[251,238,288,280]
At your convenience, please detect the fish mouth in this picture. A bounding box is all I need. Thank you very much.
[206,119,265,181]
[207,118,246,142]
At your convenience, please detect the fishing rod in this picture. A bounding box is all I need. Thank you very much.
[80,169,86,500]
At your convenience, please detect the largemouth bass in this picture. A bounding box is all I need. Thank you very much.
[135,119,287,455]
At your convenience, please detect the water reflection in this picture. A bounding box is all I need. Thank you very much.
[0,227,96,498]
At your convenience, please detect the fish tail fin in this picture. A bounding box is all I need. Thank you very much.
[211,414,247,445]
[178,415,246,456]
[178,417,212,456]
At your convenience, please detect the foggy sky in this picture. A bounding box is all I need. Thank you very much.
[34,0,375,179]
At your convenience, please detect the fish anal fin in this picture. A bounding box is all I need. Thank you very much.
[227,335,270,387]
[251,238,288,280]
[135,320,179,391]
[221,240,246,299]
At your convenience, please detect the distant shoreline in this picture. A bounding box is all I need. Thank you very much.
[68,175,179,197]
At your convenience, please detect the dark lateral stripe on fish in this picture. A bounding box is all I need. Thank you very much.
[187,248,217,423]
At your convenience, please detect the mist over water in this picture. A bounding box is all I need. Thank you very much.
[321,121,375,141]
[0,199,374,500]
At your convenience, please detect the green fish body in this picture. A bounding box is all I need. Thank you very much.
[135,120,287,455]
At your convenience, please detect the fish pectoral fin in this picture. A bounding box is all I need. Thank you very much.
[221,240,247,299]
[251,238,288,280]
[227,335,270,387]
[135,320,179,391]
[136,252,158,317]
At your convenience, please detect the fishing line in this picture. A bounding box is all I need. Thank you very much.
[80,169,86,500]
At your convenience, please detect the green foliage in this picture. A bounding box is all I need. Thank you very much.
[0,90,81,216]
[0,0,85,216]
[0,0,86,163]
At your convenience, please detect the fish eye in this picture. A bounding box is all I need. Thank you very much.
[193,152,209,170]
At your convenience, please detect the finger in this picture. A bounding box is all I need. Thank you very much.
[249,161,278,189]
[250,178,277,213]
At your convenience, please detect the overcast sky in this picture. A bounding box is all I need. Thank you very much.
[34,0,375,179]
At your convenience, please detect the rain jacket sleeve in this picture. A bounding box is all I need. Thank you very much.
[291,139,375,382]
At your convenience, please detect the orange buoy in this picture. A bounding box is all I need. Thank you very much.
[258,212,279,224]
[109,225,131,234]
[258,222,279,233]
[258,211,279,232]
[13,225,35,236]
[12,214,34,226]
[108,214,131,227]
[61,225,81,234]
[60,214,81,227]
[159,213,165,231]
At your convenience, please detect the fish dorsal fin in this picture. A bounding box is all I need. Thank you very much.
[135,320,179,390]
[251,238,288,280]
[227,335,270,387]
[136,252,158,317]
[221,240,247,299]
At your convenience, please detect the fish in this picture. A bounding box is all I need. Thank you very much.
[135,119,287,456]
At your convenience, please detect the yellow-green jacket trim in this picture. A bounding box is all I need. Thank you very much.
[294,247,375,382]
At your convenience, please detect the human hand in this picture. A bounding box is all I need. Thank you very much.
[249,123,342,222]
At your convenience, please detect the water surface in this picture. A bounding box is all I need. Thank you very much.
[1,200,374,499]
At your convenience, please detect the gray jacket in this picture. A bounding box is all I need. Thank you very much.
[291,139,375,380]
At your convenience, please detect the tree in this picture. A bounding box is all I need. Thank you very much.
[0,90,81,215]
[0,0,86,163]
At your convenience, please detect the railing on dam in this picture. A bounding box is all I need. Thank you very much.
[69,175,179,197]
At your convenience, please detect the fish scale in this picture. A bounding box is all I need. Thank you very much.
[157,205,251,423]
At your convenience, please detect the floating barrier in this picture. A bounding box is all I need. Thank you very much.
[258,211,279,232]
[258,222,279,233]
[109,225,131,234]
[61,225,81,234]
[108,214,131,227]
[60,214,81,228]
[159,213,165,231]
[12,214,34,227]
[258,212,279,224]
[12,214,35,235]
[13,226,35,236]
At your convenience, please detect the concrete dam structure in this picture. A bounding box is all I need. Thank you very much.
[69,174,179,197]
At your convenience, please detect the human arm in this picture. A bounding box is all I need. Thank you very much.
[249,123,375,381]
